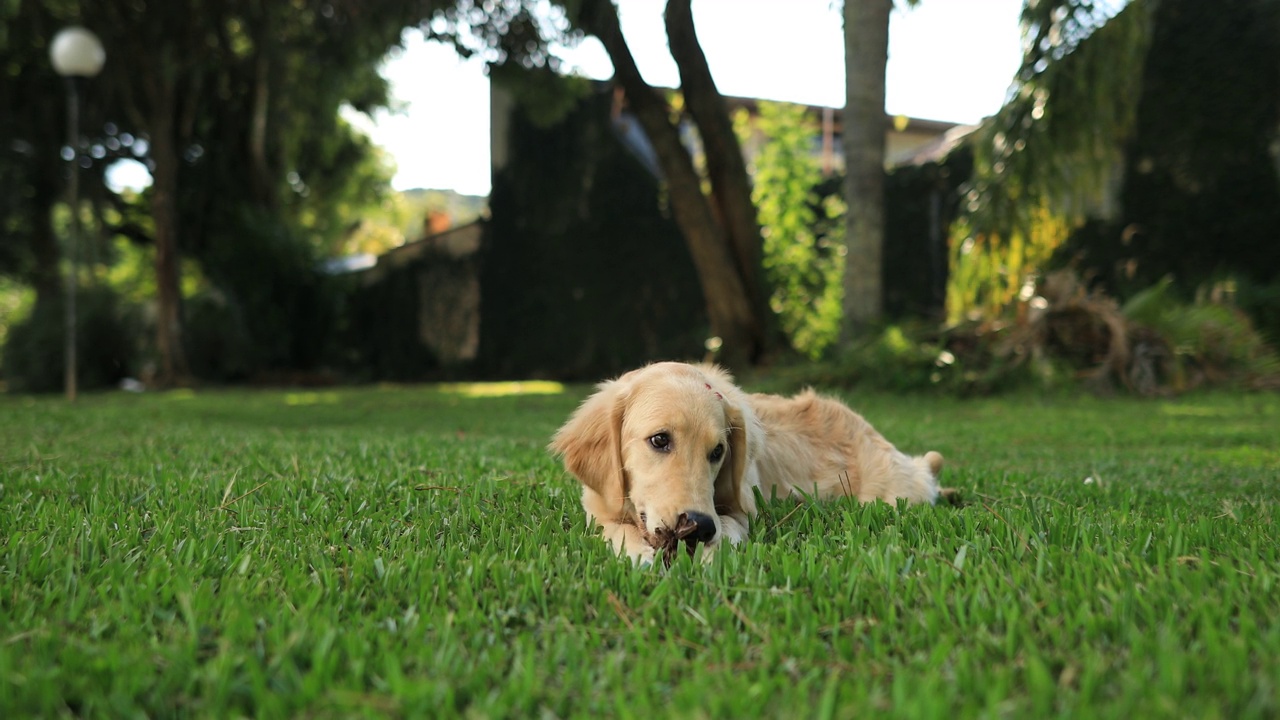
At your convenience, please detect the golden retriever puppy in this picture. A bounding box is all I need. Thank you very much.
[550,362,944,565]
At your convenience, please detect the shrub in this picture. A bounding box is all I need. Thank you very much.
[1122,277,1280,390]
[739,101,844,358]
[2,286,141,393]
[762,323,1039,397]
[194,208,340,378]
[766,274,1280,397]
[183,289,255,382]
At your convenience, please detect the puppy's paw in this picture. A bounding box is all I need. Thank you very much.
[603,521,658,566]
[629,544,657,567]
[688,515,750,564]
[717,514,751,546]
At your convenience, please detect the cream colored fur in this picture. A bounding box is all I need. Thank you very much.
[549,362,944,565]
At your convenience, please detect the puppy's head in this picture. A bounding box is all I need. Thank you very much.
[550,362,756,551]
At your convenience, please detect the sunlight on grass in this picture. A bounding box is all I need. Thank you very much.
[164,389,197,401]
[284,391,341,406]
[1205,445,1280,469]
[1160,404,1235,417]
[437,380,565,398]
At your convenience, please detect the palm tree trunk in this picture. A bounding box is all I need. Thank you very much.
[842,0,892,337]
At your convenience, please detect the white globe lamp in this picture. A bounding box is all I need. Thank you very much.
[50,26,106,402]
[50,27,106,78]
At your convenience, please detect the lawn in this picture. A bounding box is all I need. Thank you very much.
[1,382,1277,718]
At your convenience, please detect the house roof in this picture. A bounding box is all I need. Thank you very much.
[607,83,978,168]
[719,93,965,137]
[894,122,982,165]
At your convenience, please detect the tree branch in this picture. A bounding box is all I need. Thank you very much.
[105,221,155,247]
[578,0,762,364]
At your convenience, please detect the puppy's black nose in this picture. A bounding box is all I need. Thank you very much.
[678,511,717,543]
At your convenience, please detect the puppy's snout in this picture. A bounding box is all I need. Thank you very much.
[679,511,717,543]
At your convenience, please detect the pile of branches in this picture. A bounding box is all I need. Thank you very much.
[766,271,1277,398]
[992,271,1280,395]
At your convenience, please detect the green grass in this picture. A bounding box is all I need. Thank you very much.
[1,384,1277,718]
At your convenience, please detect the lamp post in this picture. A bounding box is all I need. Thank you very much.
[50,27,105,402]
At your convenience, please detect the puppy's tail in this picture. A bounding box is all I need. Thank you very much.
[917,451,961,506]
[921,451,944,477]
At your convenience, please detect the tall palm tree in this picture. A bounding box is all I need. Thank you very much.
[841,0,894,336]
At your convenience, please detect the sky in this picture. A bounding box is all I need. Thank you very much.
[109,0,1028,196]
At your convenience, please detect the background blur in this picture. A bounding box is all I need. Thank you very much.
[2,0,1277,395]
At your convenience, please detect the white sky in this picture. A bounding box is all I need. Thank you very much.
[110,0,1027,196]
[369,0,1026,195]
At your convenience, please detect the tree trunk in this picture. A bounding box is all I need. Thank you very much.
[29,176,62,310]
[663,0,767,321]
[149,98,191,385]
[580,0,766,368]
[842,0,891,337]
[250,3,276,208]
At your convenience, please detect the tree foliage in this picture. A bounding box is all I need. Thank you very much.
[949,0,1149,321]
[2,0,440,386]
[956,0,1280,337]
[425,0,580,69]
[0,0,103,307]
[1109,0,1280,293]
[160,0,434,378]
[963,0,1149,246]
[940,0,1280,388]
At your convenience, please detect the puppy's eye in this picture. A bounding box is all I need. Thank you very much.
[648,433,672,451]
[709,443,726,462]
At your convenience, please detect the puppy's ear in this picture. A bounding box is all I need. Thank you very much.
[714,401,756,518]
[549,380,627,511]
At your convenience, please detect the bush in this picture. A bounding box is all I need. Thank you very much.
[740,102,844,358]
[764,274,1280,397]
[762,323,1040,397]
[1122,277,1280,390]
[2,287,141,393]
[183,289,255,382]
[1233,277,1280,348]
[193,208,340,379]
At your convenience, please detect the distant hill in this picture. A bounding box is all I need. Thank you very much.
[400,188,488,228]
